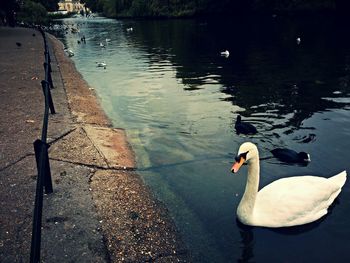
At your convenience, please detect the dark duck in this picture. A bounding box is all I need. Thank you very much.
[271,148,311,164]
[235,115,257,135]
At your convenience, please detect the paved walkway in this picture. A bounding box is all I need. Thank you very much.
[0,27,189,262]
[0,26,109,263]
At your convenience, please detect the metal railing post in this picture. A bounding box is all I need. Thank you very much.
[30,141,46,263]
[34,139,53,194]
[41,79,55,114]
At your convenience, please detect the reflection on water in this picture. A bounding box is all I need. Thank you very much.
[52,15,350,262]
[237,223,255,263]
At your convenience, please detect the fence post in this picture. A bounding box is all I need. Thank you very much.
[48,62,54,89]
[44,51,54,89]
[30,141,45,263]
[41,80,55,114]
[33,139,53,194]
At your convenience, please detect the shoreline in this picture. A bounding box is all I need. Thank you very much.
[48,33,190,262]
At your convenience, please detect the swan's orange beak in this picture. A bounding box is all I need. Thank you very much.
[231,156,245,173]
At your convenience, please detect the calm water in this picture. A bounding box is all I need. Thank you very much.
[53,15,350,262]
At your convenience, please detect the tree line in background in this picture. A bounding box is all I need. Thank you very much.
[1,0,60,25]
[82,0,350,18]
[1,0,350,26]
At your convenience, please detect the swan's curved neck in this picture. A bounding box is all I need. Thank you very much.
[238,153,260,221]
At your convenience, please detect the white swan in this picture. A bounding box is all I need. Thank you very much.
[96,61,106,68]
[220,50,230,57]
[64,49,74,57]
[231,142,347,228]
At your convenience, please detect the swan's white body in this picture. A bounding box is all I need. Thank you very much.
[64,49,74,57]
[96,62,106,67]
[233,142,347,228]
[220,50,230,57]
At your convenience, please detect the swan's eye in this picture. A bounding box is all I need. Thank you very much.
[241,151,249,159]
[235,151,249,162]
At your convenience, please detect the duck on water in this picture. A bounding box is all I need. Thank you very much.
[235,115,257,135]
[271,148,311,164]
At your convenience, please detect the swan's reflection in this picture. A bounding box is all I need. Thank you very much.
[235,207,334,263]
[237,220,255,263]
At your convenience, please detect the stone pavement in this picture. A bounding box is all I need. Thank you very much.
[0,26,189,262]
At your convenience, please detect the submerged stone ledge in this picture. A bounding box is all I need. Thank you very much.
[48,33,190,262]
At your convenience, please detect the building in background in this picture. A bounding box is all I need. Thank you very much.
[58,0,86,14]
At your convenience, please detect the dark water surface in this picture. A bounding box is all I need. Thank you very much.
[53,15,350,262]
